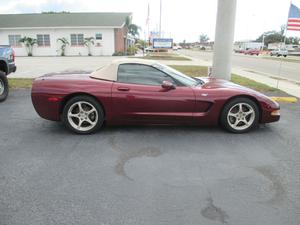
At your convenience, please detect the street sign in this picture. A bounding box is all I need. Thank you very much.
[153,38,173,49]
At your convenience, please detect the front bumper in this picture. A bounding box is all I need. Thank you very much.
[261,105,280,123]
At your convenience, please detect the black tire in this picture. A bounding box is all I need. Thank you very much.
[284,55,287,57]
[0,71,9,102]
[62,95,104,134]
[220,97,259,133]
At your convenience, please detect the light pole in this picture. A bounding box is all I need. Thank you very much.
[159,0,162,38]
[212,0,237,80]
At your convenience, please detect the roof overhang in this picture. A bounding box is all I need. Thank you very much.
[0,26,123,30]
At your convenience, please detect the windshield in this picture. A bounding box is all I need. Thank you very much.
[153,63,201,86]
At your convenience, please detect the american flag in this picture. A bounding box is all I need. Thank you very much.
[287,3,300,31]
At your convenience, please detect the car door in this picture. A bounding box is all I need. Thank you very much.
[111,63,196,125]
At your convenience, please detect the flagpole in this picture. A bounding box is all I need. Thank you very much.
[282,0,292,48]
[159,0,162,38]
[277,0,292,88]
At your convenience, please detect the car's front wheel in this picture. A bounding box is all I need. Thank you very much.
[0,71,9,102]
[221,97,259,133]
[62,95,104,134]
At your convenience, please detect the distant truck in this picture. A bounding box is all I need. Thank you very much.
[270,49,288,57]
[0,45,16,102]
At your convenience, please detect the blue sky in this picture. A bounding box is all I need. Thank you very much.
[0,0,300,42]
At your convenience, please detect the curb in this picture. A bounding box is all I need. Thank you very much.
[270,97,298,103]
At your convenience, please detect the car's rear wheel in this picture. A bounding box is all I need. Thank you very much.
[0,71,9,102]
[221,97,259,133]
[62,95,104,134]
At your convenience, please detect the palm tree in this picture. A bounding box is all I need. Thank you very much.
[124,16,140,54]
[19,36,37,56]
[84,37,95,56]
[57,37,69,56]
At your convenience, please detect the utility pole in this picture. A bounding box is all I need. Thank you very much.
[212,0,237,80]
[159,0,162,37]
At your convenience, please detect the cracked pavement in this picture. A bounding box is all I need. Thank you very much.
[0,89,300,225]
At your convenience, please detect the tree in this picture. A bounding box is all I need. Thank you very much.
[199,34,209,43]
[136,39,148,51]
[286,36,300,45]
[256,24,300,46]
[84,37,95,56]
[57,37,69,56]
[124,16,140,54]
[280,24,286,36]
[125,16,140,37]
[19,36,37,56]
[256,31,283,45]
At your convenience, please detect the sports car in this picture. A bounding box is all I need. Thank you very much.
[31,59,280,134]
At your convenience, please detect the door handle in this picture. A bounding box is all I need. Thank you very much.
[117,87,130,91]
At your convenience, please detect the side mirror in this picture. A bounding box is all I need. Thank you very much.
[161,80,175,90]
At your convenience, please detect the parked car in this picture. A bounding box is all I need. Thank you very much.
[270,49,288,57]
[145,47,155,52]
[31,59,280,134]
[0,45,17,102]
[244,49,260,55]
[234,49,245,53]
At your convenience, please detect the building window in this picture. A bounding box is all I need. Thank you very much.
[37,34,50,46]
[70,34,84,46]
[95,33,102,40]
[8,35,21,47]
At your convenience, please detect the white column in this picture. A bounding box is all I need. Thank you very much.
[212,0,237,80]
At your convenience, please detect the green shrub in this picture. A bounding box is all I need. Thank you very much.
[112,51,125,56]
[127,45,138,55]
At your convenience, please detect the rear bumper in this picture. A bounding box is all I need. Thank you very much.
[8,64,16,74]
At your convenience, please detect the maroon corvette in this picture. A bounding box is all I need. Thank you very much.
[31,59,280,134]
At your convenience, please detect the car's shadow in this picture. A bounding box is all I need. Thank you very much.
[41,120,275,137]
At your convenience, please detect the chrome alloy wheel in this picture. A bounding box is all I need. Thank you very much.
[227,103,255,131]
[67,101,98,132]
[0,79,4,95]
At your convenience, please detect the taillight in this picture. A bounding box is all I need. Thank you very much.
[12,49,15,62]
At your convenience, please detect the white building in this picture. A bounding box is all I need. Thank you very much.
[234,41,263,50]
[0,12,131,56]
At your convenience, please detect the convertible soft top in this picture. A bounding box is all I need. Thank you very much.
[90,58,156,81]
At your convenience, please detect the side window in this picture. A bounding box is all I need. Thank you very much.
[70,34,84,46]
[8,35,21,47]
[118,64,174,86]
[95,33,102,40]
[37,34,50,46]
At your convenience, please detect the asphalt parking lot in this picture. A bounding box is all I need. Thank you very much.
[1,89,300,225]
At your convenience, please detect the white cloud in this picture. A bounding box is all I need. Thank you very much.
[0,0,300,42]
